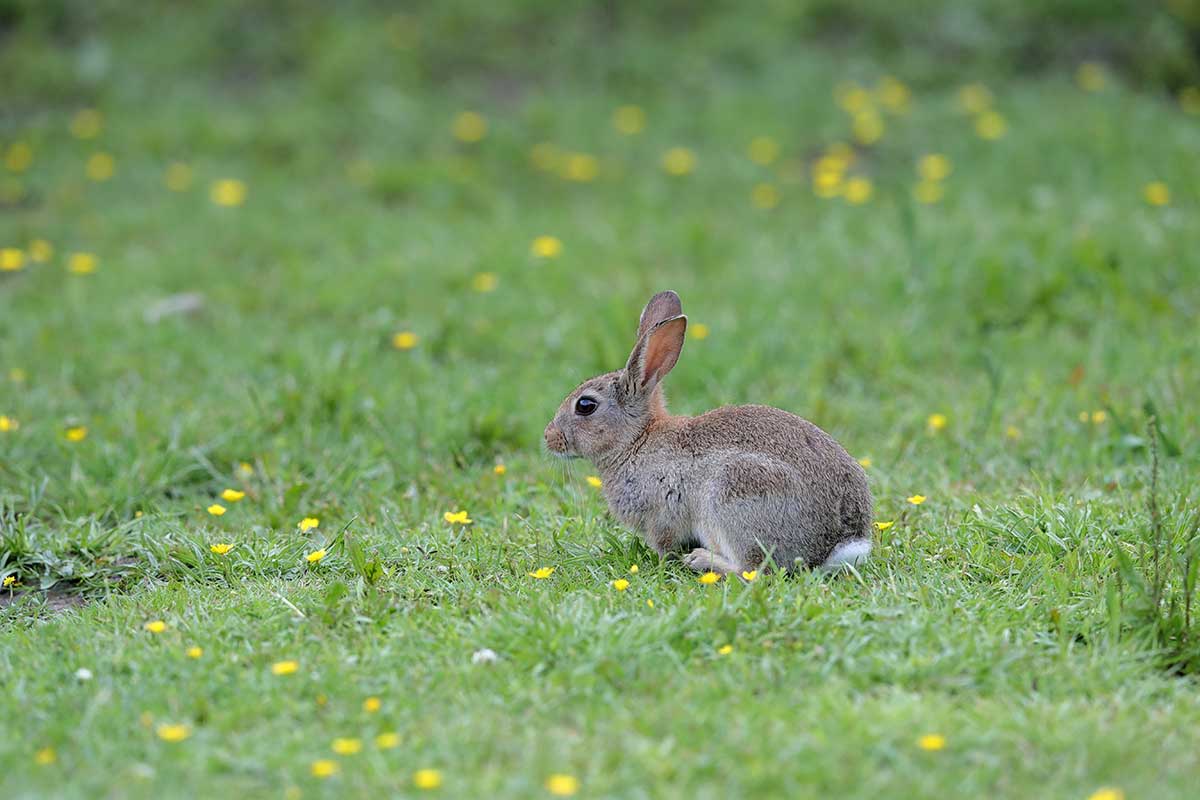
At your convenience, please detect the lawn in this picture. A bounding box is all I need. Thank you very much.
[2,3,1200,798]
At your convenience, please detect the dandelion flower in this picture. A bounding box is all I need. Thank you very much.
[913,181,944,205]
[561,153,598,182]
[747,136,780,166]
[698,571,721,585]
[210,179,247,207]
[689,323,710,340]
[5,141,33,172]
[0,248,24,272]
[186,646,203,659]
[528,566,555,579]
[585,476,603,489]
[452,111,487,143]
[852,111,884,144]
[210,543,233,555]
[545,774,581,796]
[907,495,926,505]
[86,152,115,181]
[298,517,320,532]
[311,759,339,778]
[612,105,646,135]
[1087,789,1125,800]
[843,177,873,205]
[392,331,419,350]
[443,510,472,525]
[858,457,872,468]
[3,575,16,587]
[918,154,951,182]
[413,769,443,790]
[375,732,401,749]
[874,521,894,531]
[646,599,655,608]
[628,564,639,574]
[917,733,946,751]
[65,425,89,442]
[271,660,299,675]
[331,738,362,755]
[531,235,563,259]
[363,697,381,713]
[1076,62,1107,92]
[661,147,696,176]
[34,747,56,766]
[975,111,1007,140]
[67,253,97,275]
[306,549,327,564]
[207,504,226,516]
[927,413,948,432]
[70,109,104,139]
[165,162,193,192]
[144,620,168,634]
[471,271,498,293]
[156,723,191,743]
[741,570,758,582]
[220,489,245,502]
[1143,181,1170,207]
[717,644,733,655]
[493,463,507,476]
[0,415,18,433]
[611,578,630,591]
[751,182,779,210]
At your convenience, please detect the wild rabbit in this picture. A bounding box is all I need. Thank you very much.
[544,291,872,574]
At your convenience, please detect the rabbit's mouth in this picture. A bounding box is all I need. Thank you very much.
[543,422,577,457]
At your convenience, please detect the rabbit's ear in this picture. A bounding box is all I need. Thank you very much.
[637,291,683,340]
[624,315,687,396]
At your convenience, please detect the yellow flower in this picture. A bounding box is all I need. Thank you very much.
[221,489,245,502]
[375,732,401,749]
[165,162,193,192]
[331,738,362,755]
[471,271,498,293]
[918,154,951,182]
[0,248,24,271]
[843,177,873,205]
[1143,181,1170,207]
[493,463,507,476]
[363,696,381,713]
[611,578,630,591]
[975,111,1007,140]
[311,759,339,778]
[917,733,945,751]
[413,769,443,790]
[717,644,733,655]
[907,495,926,505]
[689,323,710,340]
[0,415,17,433]
[561,153,599,182]
[927,413,948,432]
[452,111,487,143]
[3,575,16,587]
[812,161,844,198]
[585,475,603,489]
[913,181,944,205]
[529,142,561,171]
[661,147,696,176]
[29,239,53,262]
[70,109,104,139]
[144,620,168,633]
[68,253,97,275]
[306,549,327,564]
[207,504,226,516]
[876,76,911,112]
[751,182,779,210]
[698,571,720,585]
[835,82,872,113]
[34,747,56,766]
[391,331,419,350]
[237,461,254,476]
[8,368,25,383]
[186,646,203,659]
[298,517,320,532]
[747,136,780,166]
[1181,86,1200,115]
[210,179,247,207]
[271,660,299,675]
[628,564,639,574]
[1087,788,1126,800]
[528,566,555,580]
[958,83,993,114]
[65,425,89,442]
[531,235,563,259]
[5,141,33,172]
[646,599,655,608]
[210,543,233,555]
[1006,425,1022,440]
[874,521,894,531]
[1091,410,1108,424]
[852,111,884,144]
[612,105,646,135]
[85,152,115,181]
[156,723,191,743]
[545,774,580,796]
[741,570,758,581]
[858,457,872,468]
[443,510,472,525]
[1076,62,1107,92]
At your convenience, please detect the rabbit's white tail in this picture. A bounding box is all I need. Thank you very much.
[820,539,871,571]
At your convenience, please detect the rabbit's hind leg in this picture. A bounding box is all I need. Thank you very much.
[681,547,740,574]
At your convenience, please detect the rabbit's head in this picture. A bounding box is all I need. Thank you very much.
[544,291,687,462]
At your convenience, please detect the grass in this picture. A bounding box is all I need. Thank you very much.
[2,4,1200,798]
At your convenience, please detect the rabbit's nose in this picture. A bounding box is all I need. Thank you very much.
[544,422,566,452]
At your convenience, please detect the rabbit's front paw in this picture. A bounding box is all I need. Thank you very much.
[681,548,738,574]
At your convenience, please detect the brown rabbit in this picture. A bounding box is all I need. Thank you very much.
[544,291,873,574]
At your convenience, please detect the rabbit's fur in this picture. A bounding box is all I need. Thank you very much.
[544,291,873,574]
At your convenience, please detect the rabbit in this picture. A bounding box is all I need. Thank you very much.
[543,290,873,574]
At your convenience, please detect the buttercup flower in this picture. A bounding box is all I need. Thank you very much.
[717,644,733,655]
[1091,410,1108,424]
[298,517,320,532]
[698,572,721,585]
[528,567,555,579]
[612,578,630,591]
[70,109,104,139]
[68,253,97,275]
[1087,788,1125,800]
[86,152,115,181]
[835,82,871,113]
[471,272,498,293]
[531,235,563,259]
[392,331,419,350]
[913,181,944,205]
[186,646,203,659]
[3,575,16,587]
[0,415,18,432]
[413,769,443,790]
[927,413,948,432]
[918,154,951,182]
[363,697,381,713]
[376,732,401,749]
[612,105,646,135]
[5,141,33,172]
[917,733,946,751]
[741,570,758,582]
[1076,62,1107,92]
[975,111,1007,140]
[145,620,167,633]
[271,660,299,675]
[689,323,710,340]
[493,463,507,476]
[852,110,884,144]
[220,489,245,502]
[210,543,233,555]
[29,239,52,262]
[1006,425,1022,440]
[545,774,581,796]
[165,162,193,191]
[331,738,362,755]
[876,76,911,112]
[561,153,599,182]
[443,510,472,525]
[34,747,56,766]
[306,549,327,564]
[628,564,639,574]
[751,182,780,210]
[907,495,926,505]
[452,111,487,143]
[747,136,780,166]
[858,457,872,468]
[0,248,24,271]
[874,521,894,531]
[843,177,873,205]
[156,723,191,742]
[958,83,993,114]
[207,504,226,516]
[210,179,247,207]
[1143,181,1169,207]
[661,147,696,176]
[311,759,339,778]
[65,425,89,442]
[585,476,603,488]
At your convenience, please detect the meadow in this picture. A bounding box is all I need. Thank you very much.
[2,3,1200,798]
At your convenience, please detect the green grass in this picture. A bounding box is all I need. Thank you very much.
[3,4,1200,798]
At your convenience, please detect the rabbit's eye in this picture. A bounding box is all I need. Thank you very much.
[574,396,598,416]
